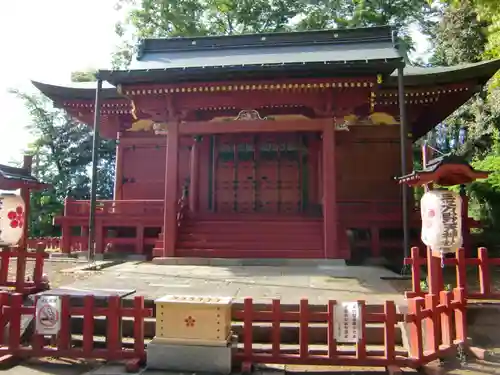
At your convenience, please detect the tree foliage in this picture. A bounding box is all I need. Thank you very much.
[11,80,116,236]
[112,0,438,68]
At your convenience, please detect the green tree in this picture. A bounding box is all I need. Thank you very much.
[10,90,116,237]
[112,0,438,68]
[430,1,488,66]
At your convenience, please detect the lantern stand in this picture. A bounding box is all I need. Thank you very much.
[0,155,51,293]
[395,143,489,295]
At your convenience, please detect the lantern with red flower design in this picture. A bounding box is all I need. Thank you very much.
[0,194,25,246]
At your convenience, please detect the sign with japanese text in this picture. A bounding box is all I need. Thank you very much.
[334,302,362,343]
[421,190,463,254]
[35,295,61,335]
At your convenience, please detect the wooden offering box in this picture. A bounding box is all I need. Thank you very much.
[155,295,233,344]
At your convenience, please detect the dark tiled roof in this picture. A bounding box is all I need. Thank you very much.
[0,164,50,190]
[99,26,403,84]
[31,80,123,101]
[395,154,489,186]
[385,59,500,87]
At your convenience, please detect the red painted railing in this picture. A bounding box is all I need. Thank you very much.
[0,248,49,294]
[63,199,164,217]
[405,247,500,300]
[0,292,153,370]
[232,294,466,369]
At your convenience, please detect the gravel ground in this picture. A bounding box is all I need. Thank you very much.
[7,259,101,288]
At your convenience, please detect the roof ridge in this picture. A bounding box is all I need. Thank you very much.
[137,26,394,59]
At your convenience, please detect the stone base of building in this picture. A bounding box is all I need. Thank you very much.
[146,337,234,374]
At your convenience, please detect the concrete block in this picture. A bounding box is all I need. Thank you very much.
[146,340,233,374]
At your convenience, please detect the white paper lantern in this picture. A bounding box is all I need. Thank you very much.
[421,190,463,254]
[0,194,25,246]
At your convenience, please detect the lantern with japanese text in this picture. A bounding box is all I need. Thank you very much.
[0,194,25,246]
[421,190,462,254]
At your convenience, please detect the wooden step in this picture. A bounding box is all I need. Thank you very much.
[177,240,323,251]
[190,213,323,222]
[176,249,325,258]
[178,233,323,242]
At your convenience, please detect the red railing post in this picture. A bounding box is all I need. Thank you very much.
[243,298,253,362]
[57,295,71,351]
[133,296,146,360]
[271,299,281,358]
[410,247,421,296]
[384,300,396,362]
[439,290,453,348]
[107,296,121,360]
[299,299,309,359]
[327,300,337,359]
[0,291,9,346]
[82,295,94,356]
[453,288,467,344]
[424,294,439,354]
[455,248,467,296]
[8,293,23,353]
[478,247,491,296]
[356,300,366,360]
[407,297,424,361]
[33,244,46,289]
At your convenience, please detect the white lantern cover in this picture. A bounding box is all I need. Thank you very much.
[0,194,25,246]
[420,190,463,254]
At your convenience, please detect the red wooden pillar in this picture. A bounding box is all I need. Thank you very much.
[322,123,338,258]
[162,122,180,257]
[113,132,124,200]
[189,137,201,213]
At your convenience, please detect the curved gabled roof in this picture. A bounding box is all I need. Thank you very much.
[31,80,124,102]
[384,59,500,87]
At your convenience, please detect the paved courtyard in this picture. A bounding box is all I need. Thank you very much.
[59,261,406,305]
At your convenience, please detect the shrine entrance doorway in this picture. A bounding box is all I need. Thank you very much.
[213,133,312,214]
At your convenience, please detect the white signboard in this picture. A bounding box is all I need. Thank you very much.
[0,194,25,246]
[35,295,61,335]
[334,302,362,343]
[421,190,462,254]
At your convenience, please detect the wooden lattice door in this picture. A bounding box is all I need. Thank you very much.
[214,133,308,214]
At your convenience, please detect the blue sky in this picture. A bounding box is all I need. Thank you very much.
[0,2,431,166]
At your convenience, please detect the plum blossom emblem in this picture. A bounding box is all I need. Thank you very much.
[7,206,24,228]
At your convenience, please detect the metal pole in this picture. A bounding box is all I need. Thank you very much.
[398,65,410,262]
[88,79,103,261]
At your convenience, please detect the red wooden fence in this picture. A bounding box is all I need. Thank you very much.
[405,247,500,300]
[0,248,49,294]
[233,293,466,369]
[0,292,153,370]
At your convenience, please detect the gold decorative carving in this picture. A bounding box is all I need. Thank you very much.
[234,109,268,121]
[335,123,350,132]
[342,112,398,126]
[210,114,309,122]
[127,119,156,132]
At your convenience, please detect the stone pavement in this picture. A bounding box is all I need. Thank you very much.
[61,261,406,304]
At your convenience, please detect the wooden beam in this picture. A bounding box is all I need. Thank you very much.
[179,118,331,135]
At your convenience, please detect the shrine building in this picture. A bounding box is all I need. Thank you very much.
[33,26,500,261]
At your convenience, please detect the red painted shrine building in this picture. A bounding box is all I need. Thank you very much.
[33,26,500,260]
